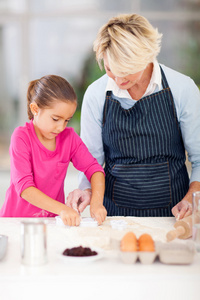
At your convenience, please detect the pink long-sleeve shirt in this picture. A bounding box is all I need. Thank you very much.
[0,120,105,217]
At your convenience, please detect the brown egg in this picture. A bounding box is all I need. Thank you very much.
[138,233,155,252]
[120,232,137,252]
[139,243,155,252]
[138,233,153,244]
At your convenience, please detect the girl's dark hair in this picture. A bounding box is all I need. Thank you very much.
[27,75,77,120]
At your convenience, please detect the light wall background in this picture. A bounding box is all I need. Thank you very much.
[0,0,199,207]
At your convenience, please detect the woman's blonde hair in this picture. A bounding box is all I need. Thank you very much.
[93,14,162,76]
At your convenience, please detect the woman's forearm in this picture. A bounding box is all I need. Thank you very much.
[183,181,200,203]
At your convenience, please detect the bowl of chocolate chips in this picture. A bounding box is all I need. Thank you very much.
[60,246,103,263]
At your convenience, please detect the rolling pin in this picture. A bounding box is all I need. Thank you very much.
[166,215,192,242]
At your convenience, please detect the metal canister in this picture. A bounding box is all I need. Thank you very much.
[21,220,47,266]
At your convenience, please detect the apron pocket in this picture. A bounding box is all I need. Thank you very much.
[112,162,171,210]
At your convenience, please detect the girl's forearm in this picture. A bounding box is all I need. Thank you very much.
[90,172,105,205]
[21,186,68,215]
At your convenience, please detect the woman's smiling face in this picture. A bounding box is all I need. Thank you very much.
[103,54,144,90]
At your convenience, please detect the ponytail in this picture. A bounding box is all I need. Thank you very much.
[27,79,38,120]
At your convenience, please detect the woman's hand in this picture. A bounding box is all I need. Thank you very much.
[66,189,92,213]
[172,181,200,220]
[171,199,192,220]
[59,207,81,226]
[90,202,107,225]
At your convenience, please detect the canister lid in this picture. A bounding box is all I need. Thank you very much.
[21,221,46,234]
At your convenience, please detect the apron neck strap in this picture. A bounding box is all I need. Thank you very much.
[160,65,169,89]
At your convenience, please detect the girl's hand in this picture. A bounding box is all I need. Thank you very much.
[59,207,81,226]
[90,202,107,225]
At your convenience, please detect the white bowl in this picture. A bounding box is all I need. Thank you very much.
[0,235,8,260]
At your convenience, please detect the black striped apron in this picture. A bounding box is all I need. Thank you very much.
[102,67,189,216]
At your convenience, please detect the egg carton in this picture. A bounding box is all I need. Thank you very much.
[119,240,196,265]
[158,240,196,265]
[119,247,158,264]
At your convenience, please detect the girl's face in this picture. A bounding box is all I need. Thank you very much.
[103,55,144,90]
[31,100,77,142]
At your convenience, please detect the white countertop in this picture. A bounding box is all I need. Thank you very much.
[0,217,200,300]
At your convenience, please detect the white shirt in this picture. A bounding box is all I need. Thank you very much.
[79,62,200,190]
[106,60,161,100]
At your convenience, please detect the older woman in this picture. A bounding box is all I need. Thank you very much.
[67,13,200,219]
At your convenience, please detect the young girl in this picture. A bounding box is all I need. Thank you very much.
[0,75,107,226]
